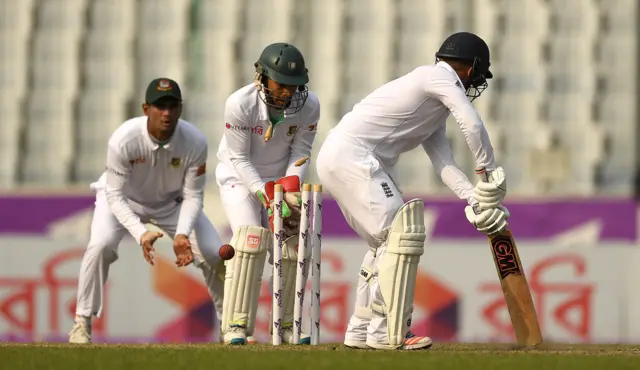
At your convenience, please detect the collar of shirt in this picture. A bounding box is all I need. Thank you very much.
[257,89,270,121]
[141,119,177,151]
[256,88,290,123]
[436,61,466,91]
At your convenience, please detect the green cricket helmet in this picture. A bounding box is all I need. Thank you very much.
[254,42,309,114]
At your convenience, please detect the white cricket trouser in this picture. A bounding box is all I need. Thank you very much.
[217,178,270,233]
[316,130,408,345]
[75,190,225,322]
[216,176,276,262]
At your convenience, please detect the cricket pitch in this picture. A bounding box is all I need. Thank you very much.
[2,342,640,370]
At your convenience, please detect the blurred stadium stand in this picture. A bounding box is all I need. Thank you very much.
[0,0,637,196]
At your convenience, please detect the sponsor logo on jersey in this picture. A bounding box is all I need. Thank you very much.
[226,122,251,131]
[170,157,182,168]
[129,157,146,165]
[287,125,298,136]
[252,126,264,135]
[247,235,261,248]
[196,163,206,176]
[308,123,316,131]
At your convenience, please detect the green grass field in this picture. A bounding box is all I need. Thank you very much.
[2,343,640,370]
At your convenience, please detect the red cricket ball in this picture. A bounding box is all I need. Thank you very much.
[219,244,235,260]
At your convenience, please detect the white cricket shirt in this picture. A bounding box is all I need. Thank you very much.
[216,83,320,194]
[333,61,496,204]
[93,116,208,244]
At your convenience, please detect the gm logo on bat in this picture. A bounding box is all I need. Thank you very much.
[491,234,522,279]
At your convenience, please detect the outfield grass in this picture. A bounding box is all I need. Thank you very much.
[2,343,640,370]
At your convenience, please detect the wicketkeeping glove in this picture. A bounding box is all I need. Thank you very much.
[256,181,291,231]
[276,175,303,230]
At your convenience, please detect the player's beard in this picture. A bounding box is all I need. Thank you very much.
[269,96,291,110]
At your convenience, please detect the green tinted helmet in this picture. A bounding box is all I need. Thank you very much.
[254,42,309,114]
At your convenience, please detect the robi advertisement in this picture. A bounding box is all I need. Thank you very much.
[0,194,637,343]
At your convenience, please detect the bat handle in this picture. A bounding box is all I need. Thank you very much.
[473,167,490,216]
[475,167,490,183]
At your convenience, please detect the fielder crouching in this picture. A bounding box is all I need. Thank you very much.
[316,32,509,350]
[215,42,320,345]
[69,78,233,344]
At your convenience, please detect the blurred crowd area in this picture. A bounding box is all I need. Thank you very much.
[0,0,638,196]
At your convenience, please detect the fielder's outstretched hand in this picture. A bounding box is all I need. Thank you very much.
[173,234,194,267]
[140,231,163,266]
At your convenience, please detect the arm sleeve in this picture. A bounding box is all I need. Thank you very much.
[422,126,476,205]
[175,142,207,236]
[425,69,496,172]
[104,143,148,244]
[224,100,266,194]
[285,100,320,180]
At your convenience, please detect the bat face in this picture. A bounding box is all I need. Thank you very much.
[487,229,543,348]
[490,233,522,279]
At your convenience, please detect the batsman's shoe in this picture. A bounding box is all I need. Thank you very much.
[344,338,369,349]
[68,321,92,344]
[282,328,311,345]
[224,326,248,345]
[366,331,433,351]
[247,335,258,344]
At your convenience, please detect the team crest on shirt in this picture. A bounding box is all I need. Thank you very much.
[170,157,182,168]
[307,123,316,131]
[157,79,172,91]
[287,125,298,136]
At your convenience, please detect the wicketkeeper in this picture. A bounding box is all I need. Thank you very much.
[215,42,321,345]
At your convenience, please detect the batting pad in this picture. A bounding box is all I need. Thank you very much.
[222,225,270,336]
[373,199,425,347]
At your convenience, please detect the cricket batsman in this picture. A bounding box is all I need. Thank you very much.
[215,42,320,345]
[69,78,233,344]
[316,32,509,350]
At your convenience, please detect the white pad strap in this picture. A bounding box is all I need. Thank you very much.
[221,225,270,335]
[373,199,425,347]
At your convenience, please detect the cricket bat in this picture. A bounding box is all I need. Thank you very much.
[476,168,543,348]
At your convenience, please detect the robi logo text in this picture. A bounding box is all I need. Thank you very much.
[252,126,264,135]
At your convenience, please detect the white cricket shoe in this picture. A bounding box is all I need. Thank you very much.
[68,321,92,344]
[224,326,248,345]
[366,331,433,350]
[344,338,370,349]
[247,335,257,344]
